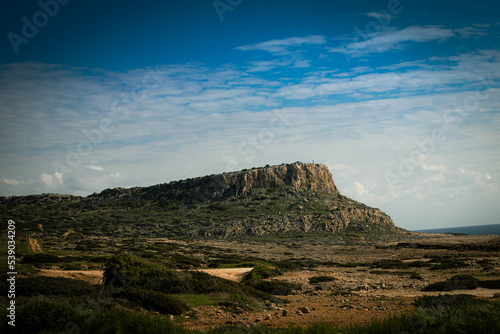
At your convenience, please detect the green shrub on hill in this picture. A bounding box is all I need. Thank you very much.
[15,276,96,297]
[103,252,280,303]
[242,264,282,281]
[422,274,479,291]
[117,287,189,315]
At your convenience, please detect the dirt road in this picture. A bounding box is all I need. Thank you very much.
[38,267,253,285]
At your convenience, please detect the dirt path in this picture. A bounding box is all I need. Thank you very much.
[28,237,43,253]
[38,267,254,285]
[39,269,104,284]
[195,268,253,282]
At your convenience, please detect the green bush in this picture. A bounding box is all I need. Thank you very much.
[370,260,409,269]
[408,295,500,334]
[479,279,500,289]
[242,265,282,281]
[21,253,61,264]
[15,276,95,297]
[428,258,470,270]
[218,294,258,312]
[272,260,303,271]
[422,274,479,291]
[413,294,487,308]
[104,253,280,304]
[309,276,337,284]
[16,296,77,333]
[118,287,189,315]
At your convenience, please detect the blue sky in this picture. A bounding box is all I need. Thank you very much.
[1,0,499,230]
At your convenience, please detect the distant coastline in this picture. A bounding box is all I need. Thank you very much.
[416,223,500,235]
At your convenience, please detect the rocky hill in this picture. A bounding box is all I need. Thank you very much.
[1,162,396,238]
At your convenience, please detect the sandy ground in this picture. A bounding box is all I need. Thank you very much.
[40,269,104,285]
[38,268,253,285]
[195,268,253,282]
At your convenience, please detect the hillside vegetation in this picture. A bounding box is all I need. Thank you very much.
[1,163,395,238]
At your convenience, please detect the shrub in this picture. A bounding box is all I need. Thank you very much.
[16,296,76,333]
[272,260,303,272]
[428,258,470,270]
[218,294,258,312]
[413,294,486,308]
[370,260,409,269]
[422,274,479,291]
[104,253,280,304]
[15,276,95,297]
[309,276,337,284]
[242,265,282,281]
[479,279,500,289]
[118,287,189,315]
[21,253,60,264]
[408,295,500,334]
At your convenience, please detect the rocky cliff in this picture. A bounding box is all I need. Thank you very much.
[1,162,397,238]
[155,162,338,201]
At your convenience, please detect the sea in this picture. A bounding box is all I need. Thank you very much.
[416,223,500,235]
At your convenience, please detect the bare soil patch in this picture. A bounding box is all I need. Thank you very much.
[39,269,103,285]
[195,268,253,282]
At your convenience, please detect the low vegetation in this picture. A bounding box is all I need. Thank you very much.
[309,275,337,284]
[103,252,281,307]
[423,274,500,291]
[4,294,499,334]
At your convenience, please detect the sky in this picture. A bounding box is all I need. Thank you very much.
[1,0,499,230]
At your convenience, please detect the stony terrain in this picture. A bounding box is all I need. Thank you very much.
[32,233,500,331]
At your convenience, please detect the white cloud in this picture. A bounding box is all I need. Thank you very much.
[352,181,368,198]
[455,24,491,38]
[1,177,20,186]
[0,46,499,234]
[278,49,500,100]
[236,35,326,55]
[364,11,391,21]
[40,172,63,189]
[331,26,455,56]
[87,165,104,171]
[422,163,447,172]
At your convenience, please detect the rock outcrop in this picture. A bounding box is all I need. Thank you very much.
[97,162,340,203]
[1,162,397,238]
[163,162,339,201]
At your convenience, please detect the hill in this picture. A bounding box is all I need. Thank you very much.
[1,162,396,238]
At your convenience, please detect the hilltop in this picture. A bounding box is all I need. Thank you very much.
[1,162,396,238]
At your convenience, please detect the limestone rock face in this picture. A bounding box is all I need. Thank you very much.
[231,162,339,196]
[163,162,339,201]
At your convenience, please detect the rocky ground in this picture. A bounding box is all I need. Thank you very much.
[36,232,500,331]
[182,234,500,330]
